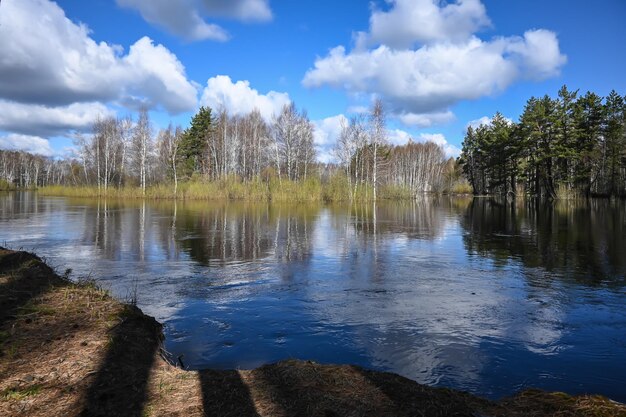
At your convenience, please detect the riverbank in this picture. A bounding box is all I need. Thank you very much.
[0,249,623,417]
[38,178,472,202]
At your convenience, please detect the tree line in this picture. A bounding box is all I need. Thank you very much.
[1,101,463,199]
[334,100,461,200]
[460,86,626,199]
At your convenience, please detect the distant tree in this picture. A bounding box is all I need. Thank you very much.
[574,92,604,196]
[603,90,626,197]
[368,99,387,201]
[131,108,152,194]
[272,103,316,181]
[179,106,212,179]
[157,124,182,194]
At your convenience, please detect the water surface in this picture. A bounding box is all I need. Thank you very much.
[1,192,625,401]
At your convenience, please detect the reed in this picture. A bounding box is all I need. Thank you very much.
[0,179,16,191]
[38,175,466,202]
[449,180,473,195]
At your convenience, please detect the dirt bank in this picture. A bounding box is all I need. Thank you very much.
[0,248,623,417]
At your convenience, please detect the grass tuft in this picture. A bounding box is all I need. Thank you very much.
[2,385,41,401]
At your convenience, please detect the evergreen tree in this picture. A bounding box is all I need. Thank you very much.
[178,106,212,178]
[554,85,579,190]
[603,90,626,196]
[574,92,604,196]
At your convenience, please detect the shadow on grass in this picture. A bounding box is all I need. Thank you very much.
[80,305,161,417]
[356,367,491,417]
[198,369,260,417]
[0,249,65,330]
[249,361,371,417]
[0,249,161,417]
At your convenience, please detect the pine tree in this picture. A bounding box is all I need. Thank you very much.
[179,106,212,179]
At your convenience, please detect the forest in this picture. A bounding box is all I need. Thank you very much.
[1,86,624,200]
[0,100,463,200]
[460,86,626,198]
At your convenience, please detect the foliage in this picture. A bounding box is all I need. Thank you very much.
[178,106,212,178]
[0,179,16,191]
[5,98,467,199]
[460,86,626,198]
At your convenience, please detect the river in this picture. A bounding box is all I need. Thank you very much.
[1,192,625,401]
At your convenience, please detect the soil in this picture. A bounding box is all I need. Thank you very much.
[0,248,624,417]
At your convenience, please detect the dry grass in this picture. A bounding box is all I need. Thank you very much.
[0,248,624,417]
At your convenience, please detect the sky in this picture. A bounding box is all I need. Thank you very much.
[0,0,624,162]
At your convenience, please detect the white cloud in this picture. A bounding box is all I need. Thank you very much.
[200,76,291,122]
[303,1,566,129]
[398,111,455,127]
[116,0,272,41]
[121,37,199,113]
[0,101,113,137]
[304,34,565,115]
[387,128,413,146]
[315,119,460,164]
[368,0,491,48]
[0,134,55,157]
[503,29,566,80]
[387,130,460,158]
[313,114,349,163]
[0,0,197,113]
[467,116,492,130]
[415,133,461,158]
[466,114,513,131]
[346,105,369,115]
[313,115,348,147]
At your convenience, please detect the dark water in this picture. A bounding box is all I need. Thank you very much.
[1,192,625,401]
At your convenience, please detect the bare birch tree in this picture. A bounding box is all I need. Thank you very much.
[132,108,152,194]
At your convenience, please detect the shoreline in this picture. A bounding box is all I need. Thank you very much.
[1,248,624,416]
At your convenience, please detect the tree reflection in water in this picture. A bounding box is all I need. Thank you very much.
[0,193,625,402]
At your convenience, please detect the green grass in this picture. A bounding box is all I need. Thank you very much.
[17,303,56,317]
[2,385,41,401]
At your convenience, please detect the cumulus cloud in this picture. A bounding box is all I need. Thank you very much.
[387,128,413,146]
[467,116,492,130]
[303,0,566,128]
[116,0,272,41]
[0,101,114,137]
[387,130,460,158]
[415,133,461,158]
[466,114,513,131]
[0,134,55,157]
[315,116,460,164]
[368,0,491,48]
[397,111,455,128]
[200,76,290,122]
[313,114,349,163]
[0,0,197,113]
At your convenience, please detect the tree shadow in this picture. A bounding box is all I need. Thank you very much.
[0,249,161,417]
[198,369,260,417]
[248,361,386,417]
[0,249,65,329]
[80,305,161,417]
[355,367,490,417]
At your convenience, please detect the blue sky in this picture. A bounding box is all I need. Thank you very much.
[0,0,624,161]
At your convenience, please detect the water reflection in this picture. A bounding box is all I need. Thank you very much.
[0,193,624,402]
[462,198,626,284]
